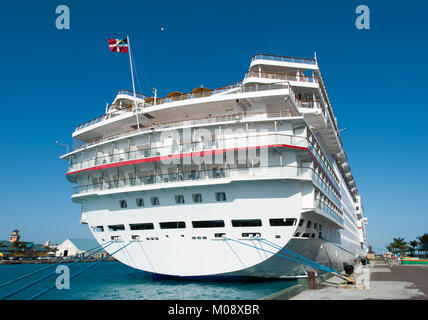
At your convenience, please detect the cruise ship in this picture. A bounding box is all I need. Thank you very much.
[60,53,367,278]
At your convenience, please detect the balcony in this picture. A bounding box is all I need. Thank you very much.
[67,132,309,174]
[71,165,312,197]
[70,109,294,154]
[67,132,340,203]
[250,54,318,71]
[312,171,341,208]
[74,82,289,133]
[243,70,319,85]
[314,199,344,228]
[71,82,296,149]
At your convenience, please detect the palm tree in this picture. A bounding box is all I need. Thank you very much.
[391,237,409,256]
[417,234,428,256]
[409,240,419,256]
[417,234,428,245]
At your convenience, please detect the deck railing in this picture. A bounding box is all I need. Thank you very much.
[244,70,318,83]
[312,171,341,207]
[72,164,312,196]
[72,109,292,152]
[68,131,341,204]
[74,82,287,133]
[315,199,344,223]
[251,54,316,65]
[67,132,308,173]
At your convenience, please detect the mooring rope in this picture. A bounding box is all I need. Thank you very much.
[224,236,342,276]
[320,236,358,257]
[0,240,115,300]
[255,238,338,273]
[224,237,333,273]
[0,241,113,289]
[28,241,135,300]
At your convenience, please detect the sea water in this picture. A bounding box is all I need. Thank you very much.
[0,261,296,300]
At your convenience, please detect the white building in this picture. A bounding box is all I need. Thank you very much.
[56,238,107,258]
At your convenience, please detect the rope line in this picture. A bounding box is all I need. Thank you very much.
[256,238,338,273]
[224,237,323,271]
[28,241,135,300]
[225,237,339,275]
[320,236,357,257]
[0,241,112,289]
[0,241,114,300]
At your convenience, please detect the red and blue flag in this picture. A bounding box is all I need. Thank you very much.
[108,38,129,53]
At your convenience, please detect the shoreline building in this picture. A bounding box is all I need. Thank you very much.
[56,239,107,258]
[0,229,48,258]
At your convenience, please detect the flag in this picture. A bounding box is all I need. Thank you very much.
[108,38,129,53]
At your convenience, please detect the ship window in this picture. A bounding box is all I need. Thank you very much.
[151,197,160,206]
[319,224,322,231]
[307,221,312,228]
[231,219,262,227]
[215,233,226,238]
[269,218,297,226]
[136,198,144,207]
[314,223,318,230]
[294,232,301,237]
[159,221,186,229]
[130,223,154,230]
[298,219,305,227]
[131,235,140,240]
[215,192,226,202]
[302,233,310,238]
[175,195,185,204]
[192,193,203,203]
[192,220,225,228]
[95,226,104,232]
[108,224,125,231]
[311,233,316,238]
[319,232,323,238]
[119,200,127,208]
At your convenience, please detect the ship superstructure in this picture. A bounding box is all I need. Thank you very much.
[61,53,367,278]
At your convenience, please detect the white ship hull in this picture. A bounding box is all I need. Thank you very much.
[85,180,364,278]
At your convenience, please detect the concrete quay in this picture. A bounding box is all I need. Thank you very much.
[263,259,428,300]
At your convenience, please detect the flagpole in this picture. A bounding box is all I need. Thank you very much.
[127,35,140,131]
[127,35,136,98]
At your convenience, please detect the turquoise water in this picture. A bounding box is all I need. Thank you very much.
[0,261,296,300]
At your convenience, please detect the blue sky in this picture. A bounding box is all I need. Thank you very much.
[0,0,426,253]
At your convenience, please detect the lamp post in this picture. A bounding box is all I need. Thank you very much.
[56,141,69,154]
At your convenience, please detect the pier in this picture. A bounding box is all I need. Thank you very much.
[262,259,428,300]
